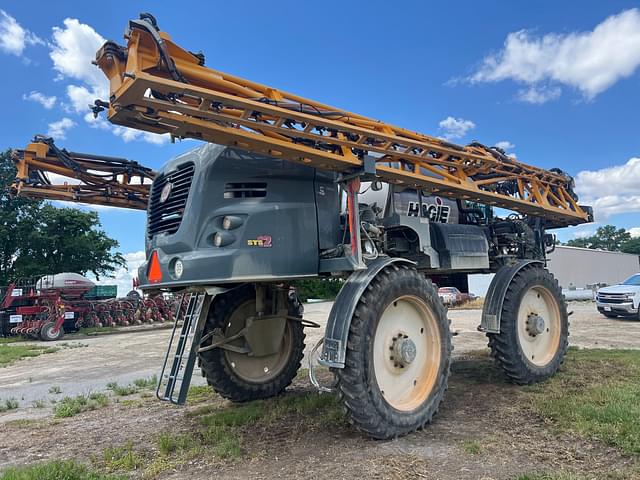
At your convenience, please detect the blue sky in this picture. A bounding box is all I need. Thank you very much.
[1,1,640,290]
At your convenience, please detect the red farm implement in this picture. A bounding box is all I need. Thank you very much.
[0,273,180,341]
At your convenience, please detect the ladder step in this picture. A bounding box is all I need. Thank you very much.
[156,292,210,405]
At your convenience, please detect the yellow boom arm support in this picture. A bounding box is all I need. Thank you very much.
[93,14,590,226]
[12,135,153,210]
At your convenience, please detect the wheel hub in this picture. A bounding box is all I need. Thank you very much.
[224,299,292,383]
[390,334,417,368]
[526,313,546,337]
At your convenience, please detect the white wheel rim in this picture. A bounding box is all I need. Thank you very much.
[517,286,561,367]
[372,295,441,412]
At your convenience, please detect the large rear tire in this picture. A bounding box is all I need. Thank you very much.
[336,265,451,439]
[487,265,568,385]
[199,285,305,402]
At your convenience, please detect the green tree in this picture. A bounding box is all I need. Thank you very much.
[621,237,640,255]
[566,225,631,251]
[0,149,42,284]
[295,278,345,302]
[0,150,125,284]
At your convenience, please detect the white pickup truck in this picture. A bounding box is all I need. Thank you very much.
[596,273,640,319]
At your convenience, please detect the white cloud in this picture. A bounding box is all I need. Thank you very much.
[48,18,170,146]
[516,85,561,104]
[438,116,475,141]
[470,9,640,102]
[93,251,145,297]
[0,9,43,56]
[575,158,640,219]
[66,84,102,114]
[566,223,599,239]
[46,117,76,140]
[494,140,515,151]
[628,227,640,238]
[573,229,596,239]
[112,126,171,145]
[22,90,56,109]
[49,19,107,116]
[50,18,106,88]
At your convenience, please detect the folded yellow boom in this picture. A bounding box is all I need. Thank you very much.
[89,14,591,227]
[12,135,153,210]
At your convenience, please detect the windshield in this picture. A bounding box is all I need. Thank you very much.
[622,274,640,286]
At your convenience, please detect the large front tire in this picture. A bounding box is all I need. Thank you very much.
[487,266,568,385]
[336,265,451,439]
[199,285,305,402]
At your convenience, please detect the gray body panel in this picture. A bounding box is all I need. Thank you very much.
[391,188,460,224]
[138,144,340,289]
[429,223,490,270]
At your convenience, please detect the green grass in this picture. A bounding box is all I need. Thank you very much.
[460,439,483,455]
[523,348,640,457]
[53,393,109,418]
[31,399,46,409]
[0,460,126,480]
[0,337,25,344]
[157,431,200,456]
[273,391,343,422]
[101,442,144,472]
[199,402,265,428]
[106,382,137,396]
[186,385,213,403]
[133,375,157,389]
[159,391,343,466]
[0,344,58,367]
[516,474,584,480]
[118,399,142,408]
[5,418,38,428]
[0,397,19,412]
[192,391,343,430]
[48,385,62,394]
[107,375,157,397]
[200,425,242,458]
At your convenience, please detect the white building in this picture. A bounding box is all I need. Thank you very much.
[468,246,640,297]
[547,245,639,289]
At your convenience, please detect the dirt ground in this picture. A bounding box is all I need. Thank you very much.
[1,301,639,479]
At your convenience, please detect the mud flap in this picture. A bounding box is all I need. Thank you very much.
[481,260,543,333]
[319,256,416,368]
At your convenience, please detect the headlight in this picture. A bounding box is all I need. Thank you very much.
[174,259,184,279]
[363,239,375,255]
[213,232,235,247]
[222,216,243,230]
